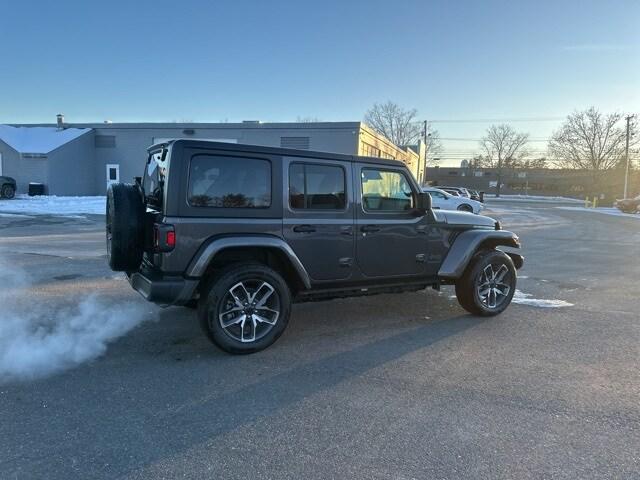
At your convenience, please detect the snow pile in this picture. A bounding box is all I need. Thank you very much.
[512,289,573,308]
[486,194,583,203]
[0,195,106,216]
[0,254,148,383]
[555,206,640,219]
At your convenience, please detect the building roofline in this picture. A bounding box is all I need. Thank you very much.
[10,121,363,130]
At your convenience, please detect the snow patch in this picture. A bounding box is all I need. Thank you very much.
[486,194,583,203]
[512,289,573,308]
[555,206,640,219]
[0,195,105,216]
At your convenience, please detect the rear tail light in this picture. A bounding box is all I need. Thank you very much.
[166,230,176,248]
[153,224,175,252]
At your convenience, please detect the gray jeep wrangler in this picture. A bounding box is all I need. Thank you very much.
[106,140,523,354]
[0,176,16,199]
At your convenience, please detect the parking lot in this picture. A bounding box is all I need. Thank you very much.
[1,200,638,479]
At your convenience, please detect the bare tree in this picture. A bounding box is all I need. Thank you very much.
[480,124,529,197]
[548,108,635,178]
[364,101,444,178]
[521,157,548,169]
[365,101,421,145]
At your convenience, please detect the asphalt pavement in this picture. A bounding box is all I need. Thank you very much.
[0,201,638,479]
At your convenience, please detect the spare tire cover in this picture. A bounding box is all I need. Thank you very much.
[106,183,145,271]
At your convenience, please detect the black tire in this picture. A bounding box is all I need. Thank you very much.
[457,203,473,213]
[455,250,516,316]
[106,183,145,272]
[1,184,15,199]
[198,263,291,354]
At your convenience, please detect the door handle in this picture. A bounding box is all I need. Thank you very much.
[360,225,381,233]
[340,226,353,236]
[293,224,316,233]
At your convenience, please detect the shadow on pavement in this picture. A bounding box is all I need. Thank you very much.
[119,313,482,476]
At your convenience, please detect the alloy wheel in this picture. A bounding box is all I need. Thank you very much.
[476,263,512,309]
[218,280,280,343]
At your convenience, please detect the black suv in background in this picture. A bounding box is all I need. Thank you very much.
[107,140,523,354]
[0,176,16,199]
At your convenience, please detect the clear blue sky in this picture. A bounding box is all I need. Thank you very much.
[1,0,638,164]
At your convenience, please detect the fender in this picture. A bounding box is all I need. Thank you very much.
[186,235,312,289]
[438,229,521,279]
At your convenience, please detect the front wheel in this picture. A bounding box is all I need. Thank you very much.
[198,263,291,354]
[455,250,516,316]
[457,203,474,213]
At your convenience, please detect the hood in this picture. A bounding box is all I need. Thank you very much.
[435,210,497,228]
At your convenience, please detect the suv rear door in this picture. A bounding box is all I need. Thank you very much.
[355,163,428,277]
[282,157,355,281]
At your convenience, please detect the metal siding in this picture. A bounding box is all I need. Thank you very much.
[0,139,47,194]
[46,131,96,195]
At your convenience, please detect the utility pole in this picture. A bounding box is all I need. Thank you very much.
[623,114,635,199]
[421,120,428,185]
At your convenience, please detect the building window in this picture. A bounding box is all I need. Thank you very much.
[281,137,310,150]
[95,135,116,148]
[188,155,271,208]
[21,153,47,159]
[447,171,458,176]
[362,143,381,158]
[289,163,346,210]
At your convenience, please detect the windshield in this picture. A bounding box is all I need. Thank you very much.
[143,148,168,209]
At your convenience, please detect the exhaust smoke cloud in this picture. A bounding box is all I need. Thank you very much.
[0,255,148,383]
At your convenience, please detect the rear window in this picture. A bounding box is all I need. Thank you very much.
[188,155,271,208]
[143,149,168,209]
[289,163,346,210]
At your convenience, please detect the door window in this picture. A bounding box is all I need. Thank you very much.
[188,155,271,208]
[361,169,414,212]
[289,163,346,210]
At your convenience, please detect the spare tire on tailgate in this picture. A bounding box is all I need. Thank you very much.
[106,183,145,271]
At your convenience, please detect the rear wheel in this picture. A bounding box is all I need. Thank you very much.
[198,263,291,354]
[455,250,516,316]
[1,184,15,199]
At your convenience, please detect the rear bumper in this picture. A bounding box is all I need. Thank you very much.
[127,269,198,306]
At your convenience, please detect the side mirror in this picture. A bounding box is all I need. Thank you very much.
[416,192,432,212]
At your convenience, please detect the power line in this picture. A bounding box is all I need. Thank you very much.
[439,137,552,142]
[429,116,565,124]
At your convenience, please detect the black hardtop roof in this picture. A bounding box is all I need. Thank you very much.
[148,139,406,168]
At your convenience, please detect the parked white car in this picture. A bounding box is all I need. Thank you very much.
[423,187,484,214]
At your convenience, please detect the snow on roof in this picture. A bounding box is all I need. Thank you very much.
[0,125,92,154]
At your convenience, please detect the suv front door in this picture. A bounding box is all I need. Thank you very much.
[283,158,355,282]
[355,164,428,277]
